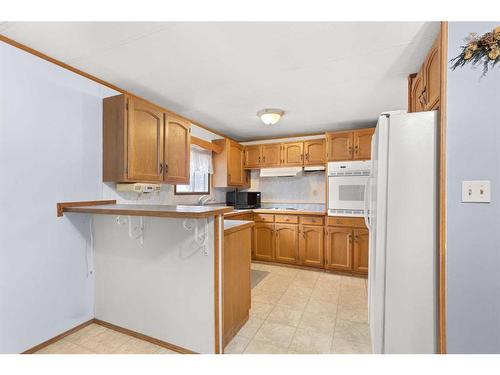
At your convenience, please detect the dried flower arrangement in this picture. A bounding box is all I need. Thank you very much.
[450,26,500,76]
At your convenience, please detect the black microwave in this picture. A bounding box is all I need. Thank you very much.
[226,191,261,209]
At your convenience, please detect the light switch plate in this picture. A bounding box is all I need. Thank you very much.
[462,180,491,203]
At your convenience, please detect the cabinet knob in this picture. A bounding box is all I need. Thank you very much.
[159,163,163,173]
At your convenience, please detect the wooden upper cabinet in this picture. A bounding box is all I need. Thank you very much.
[275,224,299,264]
[253,223,275,261]
[408,31,442,113]
[325,227,352,271]
[213,138,245,187]
[103,94,165,183]
[281,142,304,166]
[299,225,324,268]
[304,140,325,165]
[353,128,375,160]
[423,36,441,111]
[164,114,190,184]
[228,141,244,186]
[409,72,425,113]
[353,228,369,274]
[261,144,281,167]
[326,131,353,161]
[244,145,262,169]
[126,97,165,182]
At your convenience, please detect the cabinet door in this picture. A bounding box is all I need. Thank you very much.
[299,225,324,268]
[281,142,304,166]
[325,227,352,271]
[423,35,441,111]
[304,140,325,165]
[261,144,282,167]
[353,128,375,160]
[275,224,299,264]
[253,223,275,261]
[353,228,369,274]
[228,141,244,186]
[223,227,252,346]
[127,97,164,182]
[241,170,251,189]
[164,115,190,184]
[326,131,353,161]
[244,145,262,169]
[410,71,425,112]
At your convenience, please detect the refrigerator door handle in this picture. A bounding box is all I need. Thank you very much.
[363,176,371,230]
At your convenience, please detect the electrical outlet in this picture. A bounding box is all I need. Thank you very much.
[462,180,491,203]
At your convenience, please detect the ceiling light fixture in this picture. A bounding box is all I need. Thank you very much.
[257,108,284,125]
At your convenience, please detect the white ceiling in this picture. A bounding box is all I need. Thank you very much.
[0,22,440,140]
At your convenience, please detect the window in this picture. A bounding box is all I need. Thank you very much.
[175,146,212,195]
[175,172,210,194]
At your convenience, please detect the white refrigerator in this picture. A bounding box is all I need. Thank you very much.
[367,111,438,354]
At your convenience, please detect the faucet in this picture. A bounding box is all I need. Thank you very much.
[198,195,216,206]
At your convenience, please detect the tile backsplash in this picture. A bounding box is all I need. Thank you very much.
[243,169,325,205]
[102,169,325,207]
[102,182,226,205]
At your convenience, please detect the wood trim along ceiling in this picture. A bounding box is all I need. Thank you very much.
[0,34,235,143]
[57,199,117,217]
[438,20,448,355]
[243,131,326,143]
[191,136,223,154]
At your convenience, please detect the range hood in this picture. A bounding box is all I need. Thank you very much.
[304,165,325,172]
[260,167,302,177]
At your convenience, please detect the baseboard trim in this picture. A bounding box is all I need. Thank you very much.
[22,319,95,354]
[93,319,197,354]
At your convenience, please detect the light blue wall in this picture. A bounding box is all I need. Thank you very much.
[0,41,115,353]
[446,22,500,353]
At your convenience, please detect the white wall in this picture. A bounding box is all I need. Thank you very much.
[92,215,216,353]
[446,22,500,353]
[0,42,115,353]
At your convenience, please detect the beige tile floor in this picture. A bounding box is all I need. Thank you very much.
[36,262,371,354]
[224,262,372,354]
[36,324,178,354]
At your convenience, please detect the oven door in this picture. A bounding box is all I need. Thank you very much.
[328,175,369,216]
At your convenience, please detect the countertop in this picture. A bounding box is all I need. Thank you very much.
[224,208,326,217]
[223,219,254,234]
[59,202,233,218]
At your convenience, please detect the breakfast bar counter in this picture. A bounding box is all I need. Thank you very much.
[56,199,228,354]
[58,201,232,218]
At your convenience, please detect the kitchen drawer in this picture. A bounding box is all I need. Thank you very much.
[299,215,324,226]
[327,216,366,228]
[254,214,275,223]
[227,213,254,221]
[275,214,299,224]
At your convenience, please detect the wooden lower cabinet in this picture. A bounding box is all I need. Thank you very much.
[253,223,275,261]
[275,224,299,264]
[251,214,368,276]
[325,226,368,275]
[299,225,324,268]
[325,227,352,271]
[353,228,369,273]
[223,225,252,347]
